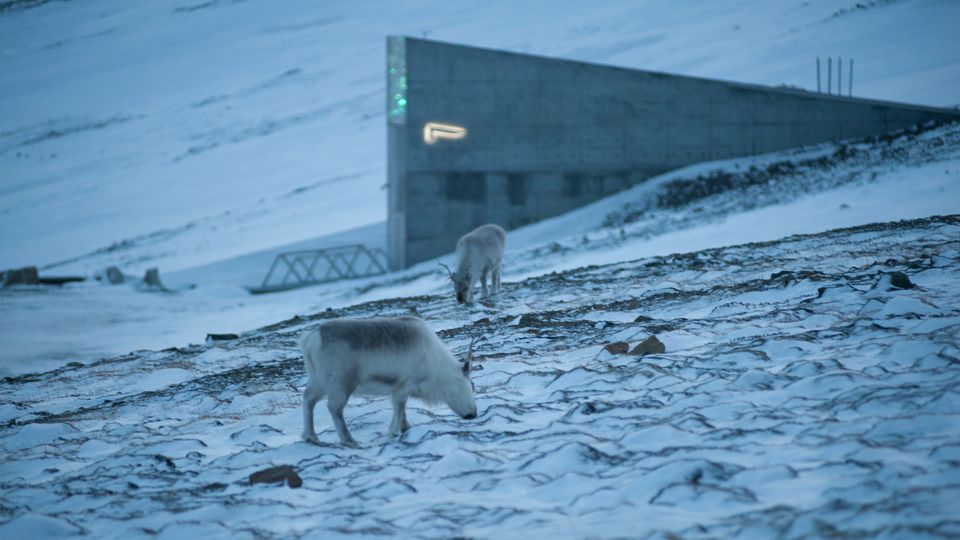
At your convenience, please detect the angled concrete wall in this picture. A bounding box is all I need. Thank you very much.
[387,36,960,269]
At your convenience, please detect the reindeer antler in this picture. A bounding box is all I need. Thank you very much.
[438,262,454,280]
[462,336,477,375]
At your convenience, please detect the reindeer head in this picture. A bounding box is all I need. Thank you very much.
[440,263,473,304]
[447,338,478,419]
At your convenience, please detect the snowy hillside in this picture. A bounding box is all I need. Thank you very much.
[2,0,959,276]
[2,214,958,538]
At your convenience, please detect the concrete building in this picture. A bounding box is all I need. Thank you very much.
[386,36,960,269]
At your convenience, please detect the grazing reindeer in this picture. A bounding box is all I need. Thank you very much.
[442,223,506,304]
[299,317,477,447]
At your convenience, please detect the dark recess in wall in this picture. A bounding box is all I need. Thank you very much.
[445,172,486,202]
[507,173,527,206]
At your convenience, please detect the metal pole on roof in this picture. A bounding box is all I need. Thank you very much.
[838,57,843,97]
[837,57,842,97]
[827,57,832,94]
[816,57,821,93]
[848,58,854,97]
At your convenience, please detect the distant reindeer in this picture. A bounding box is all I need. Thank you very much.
[299,317,477,447]
[441,223,506,304]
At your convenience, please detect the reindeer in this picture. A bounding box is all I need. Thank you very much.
[441,223,506,304]
[299,316,477,448]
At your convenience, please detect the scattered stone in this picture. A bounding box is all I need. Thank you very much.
[37,275,85,286]
[153,454,176,469]
[104,266,125,284]
[65,362,84,369]
[206,333,240,343]
[769,270,796,288]
[629,335,666,357]
[634,315,654,323]
[2,266,39,287]
[604,342,630,355]
[871,271,916,293]
[249,465,302,488]
[888,271,915,289]
[143,267,163,288]
[518,314,539,327]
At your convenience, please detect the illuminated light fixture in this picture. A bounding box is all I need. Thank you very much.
[423,122,467,144]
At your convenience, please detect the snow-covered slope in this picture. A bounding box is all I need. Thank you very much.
[2,214,958,538]
[2,0,959,275]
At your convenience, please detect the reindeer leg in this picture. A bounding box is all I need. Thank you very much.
[327,392,359,448]
[493,266,501,294]
[301,384,325,444]
[389,392,410,437]
[400,406,410,433]
[480,269,490,298]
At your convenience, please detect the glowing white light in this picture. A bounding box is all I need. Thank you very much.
[423,122,467,144]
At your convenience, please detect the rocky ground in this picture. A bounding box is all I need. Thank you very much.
[2,214,959,538]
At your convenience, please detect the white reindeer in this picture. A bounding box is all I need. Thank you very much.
[299,316,477,448]
[442,223,506,304]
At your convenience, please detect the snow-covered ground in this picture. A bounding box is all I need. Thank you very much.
[2,214,958,538]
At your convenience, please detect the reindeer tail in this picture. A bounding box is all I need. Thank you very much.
[298,328,321,380]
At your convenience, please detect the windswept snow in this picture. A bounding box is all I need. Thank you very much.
[1,215,958,538]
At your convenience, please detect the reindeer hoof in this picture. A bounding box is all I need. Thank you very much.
[301,432,320,444]
[340,439,360,449]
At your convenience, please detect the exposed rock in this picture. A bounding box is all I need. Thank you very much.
[888,271,915,289]
[143,268,163,288]
[249,465,302,488]
[153,454,175,469]
[629,335,666,357]
[37,276,85,286]
[604,342,630,355]
[770,270,796,288]
[104,266,125,284]
[871,271,916,293]
[206,333,239,343]
[518,313,539,327]
[2,266,39,286]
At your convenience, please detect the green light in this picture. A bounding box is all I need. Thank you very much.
[387,36,406,125]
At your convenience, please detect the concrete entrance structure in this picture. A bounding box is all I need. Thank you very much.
[386,36,959,269]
